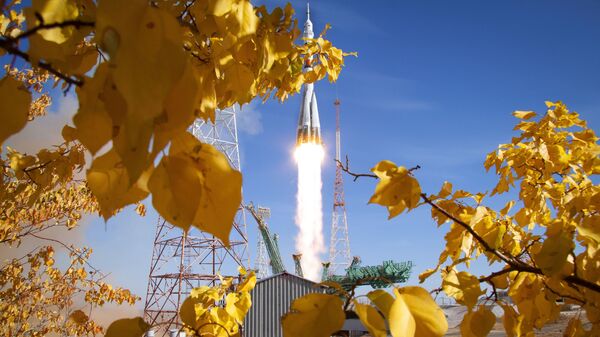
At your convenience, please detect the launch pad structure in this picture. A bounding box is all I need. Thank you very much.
[143,107,249,335]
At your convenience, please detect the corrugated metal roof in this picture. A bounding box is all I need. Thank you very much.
[255,271,320,285]
[243,272,325,337]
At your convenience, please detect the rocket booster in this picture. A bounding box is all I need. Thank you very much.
[296,82,321,145]
[296,3,322,146]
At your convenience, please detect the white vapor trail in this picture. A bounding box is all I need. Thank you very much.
[294,143,325,281]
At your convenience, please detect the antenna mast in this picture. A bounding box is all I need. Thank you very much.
[328,99,352,275]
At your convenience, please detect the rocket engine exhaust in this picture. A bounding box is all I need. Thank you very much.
[294,142,324,281]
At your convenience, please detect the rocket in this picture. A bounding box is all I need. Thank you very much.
[296,4,322,145]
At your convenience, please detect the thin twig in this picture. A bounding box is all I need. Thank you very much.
[8,19,94,42]
[29,233,102,275]
[0,19,94,87]
[0,40,84,86]
[336,156,376,181]
[337,156,600,295]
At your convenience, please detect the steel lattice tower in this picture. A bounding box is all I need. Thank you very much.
[328,99,352,276]
[143,107,249,336]
[254,206,271,279]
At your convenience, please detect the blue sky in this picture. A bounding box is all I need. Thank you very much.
[5,0,600,315]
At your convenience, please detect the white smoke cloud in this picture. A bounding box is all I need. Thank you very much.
[2,93,142,327]
[236,101,264,135]
[5,93,78,153]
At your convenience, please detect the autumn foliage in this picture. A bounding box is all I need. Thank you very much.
[1,0,350,335]
[363,102,600,336]
[1,0,599,336]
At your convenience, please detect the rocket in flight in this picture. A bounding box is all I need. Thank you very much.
[296,3,322,145]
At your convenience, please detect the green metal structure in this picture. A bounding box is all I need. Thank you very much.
[245,203,286,275]
[323,256,413,290]
[246,203,413,289]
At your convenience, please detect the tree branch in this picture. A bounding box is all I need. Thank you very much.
[336,156,421,182]
[8,20,94,42]
[478,266,515,283]
[335,156,377,181]
[337,157,600,295]
[0,20,95,87]
[0,40,84,87]
[421,193,515,266]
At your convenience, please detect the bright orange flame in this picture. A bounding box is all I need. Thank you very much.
[294,142,325,281]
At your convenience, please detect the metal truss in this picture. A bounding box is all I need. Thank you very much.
[143,107,249,335]
[328,99,352,276]
[254,206,271,279]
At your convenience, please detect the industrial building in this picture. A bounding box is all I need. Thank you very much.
[243,272,325,337]
[243,272,370,337]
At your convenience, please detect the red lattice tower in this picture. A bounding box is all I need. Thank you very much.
[328,99,352,275]
[143,107,249,336]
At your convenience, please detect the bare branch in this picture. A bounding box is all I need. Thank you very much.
[335,156,376,181]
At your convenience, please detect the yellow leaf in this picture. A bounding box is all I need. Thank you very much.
[196,64,218,122]
[369,161,421,218]
[202,307,238,336]
[25,0,94,74]
[367,289,395,320]
[179,296,199,328]
[418,268,437,283]
[223,62,256,105]
[104,317,149,337]
[225,291,251,323]
[499,303,533,337]
[148,154,203,230]
[460,306,495,337]
[236,270,256,292]
[190,286,222,302]
[87,149,149,219]
[180,286,223,329]
[282,293,345,337]
[500,200,515,216]
[208,0,234,16]
[395,286,448,337]
[534,231,573,276]
[158,59,201,135]
[512,110,536,120]
[353,301,387,337]
[26,0,79,44]
[72,64,113,154]
[97,0,190,181]
[437,181,453,199]
[231,0,259,37]
[148,132,242,246]
[0,76,30,145]
[442,270,483,308]
[547,144,570,166]
[388,294,416,337]
[577,215,600,244]
[489,272,509,289]
[68,309,88,324]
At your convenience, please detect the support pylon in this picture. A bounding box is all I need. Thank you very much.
[254,206,271,278]
[143,107,249,336]
[328,99,352,276]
